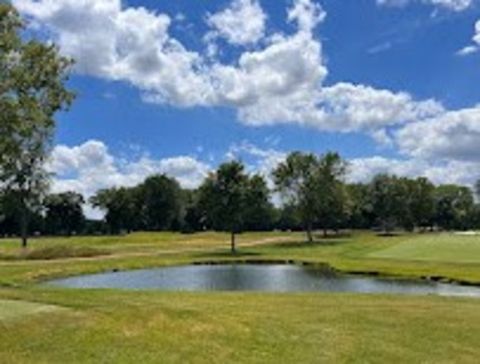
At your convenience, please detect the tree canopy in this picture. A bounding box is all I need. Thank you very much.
[0,4,74,246]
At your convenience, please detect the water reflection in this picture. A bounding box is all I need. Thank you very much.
[46,264,480,298]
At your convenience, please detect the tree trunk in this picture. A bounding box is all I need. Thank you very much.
[306,225,313,243]
[20,206,28,248]
[230,231,236,254]
[323,228,328,238]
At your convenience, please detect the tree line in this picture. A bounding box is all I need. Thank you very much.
[2,151,480,252]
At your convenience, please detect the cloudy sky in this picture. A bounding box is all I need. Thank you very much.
[12,0,480,215]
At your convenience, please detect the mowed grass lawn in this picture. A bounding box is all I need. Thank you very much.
[369,233,480,263]
[1,231,480,363]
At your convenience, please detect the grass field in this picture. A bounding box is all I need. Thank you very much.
[1,231,480,363]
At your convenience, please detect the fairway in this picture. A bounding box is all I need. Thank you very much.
[1,290,480,363]
[369,233,480,263]
[1,231,480,363]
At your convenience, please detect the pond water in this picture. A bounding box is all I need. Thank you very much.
[46,264,480,297]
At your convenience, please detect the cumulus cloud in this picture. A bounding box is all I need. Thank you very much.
[457,20,480,56]
[206,0,267,46]
[13,0,446,135]
[377,0,473,11]
[395,106,480,161]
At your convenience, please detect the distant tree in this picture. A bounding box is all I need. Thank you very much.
[475,179,480,201]
[137,175,182,231]
[181,189,205,233]
[243,175,274,231]
[198,161,249,253]
[0,5,74,247]
[346,183,374,229]
[44,192,85,236]
[273,152,348,241]
[314,152,349,236]
[275,204,302,231]
[434,185,475,231]
[401,177,435,231]
[273,152,319,243]
[369,175,406,234]
[90,187,139,234]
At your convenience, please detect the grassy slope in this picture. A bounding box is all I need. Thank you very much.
[0,231,480,363]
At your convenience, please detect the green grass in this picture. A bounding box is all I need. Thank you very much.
[0,299,64,321]
[0,231,480,362]
[369,233,480,263]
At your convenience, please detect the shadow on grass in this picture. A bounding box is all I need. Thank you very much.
[191,250,263,259]
[268,238,351,249]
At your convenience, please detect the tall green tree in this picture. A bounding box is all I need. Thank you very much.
[273,152,348,242]
[0,4,74,247]
[369,174,406,234]
[434,185,475,231]
[346,183,374,229]
[314,152,349,236]
[198,161,249,253]
[243,175,274,231]
[44,192,85,236]
[137,175,182,231]
[401,177,435,231]
[90,187,139,234]
[273,152,318,243]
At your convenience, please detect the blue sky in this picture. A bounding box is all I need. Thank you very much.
[11,0,480,213]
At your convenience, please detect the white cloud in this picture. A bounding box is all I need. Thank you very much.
[287,0,326,33]
[14,0,212,107]
[13,0,447,136]
[396,106,480,161]
[457,20,480,56]
[206,0,267,46]
[377,0,473,11]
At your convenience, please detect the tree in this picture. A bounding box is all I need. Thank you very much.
[401,177,435,231]
[273,151,348,242]
[346,183,374,229]
[181,189,205,233]
[90,187,139,234]
[273,152,319,243]
[137,175,182,231]
[313,152,349,236]
[369,175,406,234]
[434,185,475,231]
[475,179,480,201]
[44,192,85,236]
[198,161,249,253]
[243,175,274,231]
[0,4,74,247]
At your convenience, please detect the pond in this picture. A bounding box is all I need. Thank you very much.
[46,264,480,297]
